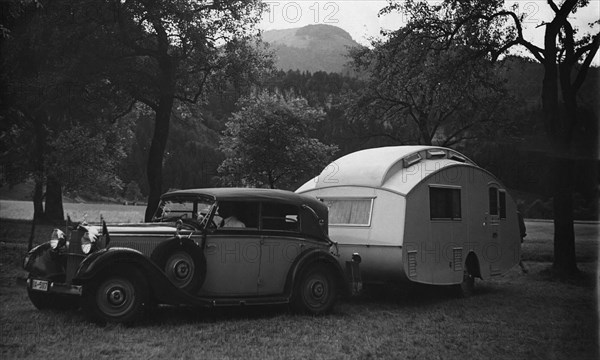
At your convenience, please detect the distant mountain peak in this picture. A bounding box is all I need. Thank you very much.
[295,24,354,41]
[262,24,361,73]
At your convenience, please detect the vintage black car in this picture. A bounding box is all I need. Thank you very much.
[23,188,361,323]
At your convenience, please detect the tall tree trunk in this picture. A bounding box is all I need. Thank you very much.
[29,179,44,250]
[32,178,44,221]
[552,156,578,274]
[542,21,578,275]
[551,61,579,275]
[45,175,64,224]
[31,113,46,222]
[144,94,174,221]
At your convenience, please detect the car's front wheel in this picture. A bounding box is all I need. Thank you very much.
[83,267,148,324]
[291,264,338,315]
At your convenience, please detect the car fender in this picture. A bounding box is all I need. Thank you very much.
[284,248,349,297]
[149,236,203,264]
[74,247,206,306]
[23,242,66,280]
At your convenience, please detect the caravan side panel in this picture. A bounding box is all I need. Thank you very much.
[403,165,521,285]
[300,186,409,284]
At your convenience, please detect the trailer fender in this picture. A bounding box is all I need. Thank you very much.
[464,252,482,279]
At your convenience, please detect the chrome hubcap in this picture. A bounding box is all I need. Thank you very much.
[311,281,325,298]
[174,260,190,279]
[107,287,126,306]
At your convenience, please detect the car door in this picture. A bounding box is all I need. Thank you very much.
[200,201,261,296]
[257,202,308,295]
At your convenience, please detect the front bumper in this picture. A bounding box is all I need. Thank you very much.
[26,278,83,296]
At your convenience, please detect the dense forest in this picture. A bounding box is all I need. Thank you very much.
[83,59,598,221]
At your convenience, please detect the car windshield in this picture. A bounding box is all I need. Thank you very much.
[152,196,215,225]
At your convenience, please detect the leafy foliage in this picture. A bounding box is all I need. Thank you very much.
[0,0,133,221]
[347,27,515,146]
[218,91,338,189]
[380,0,600,274]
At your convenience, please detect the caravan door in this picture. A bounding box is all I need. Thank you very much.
[486,185,506,275]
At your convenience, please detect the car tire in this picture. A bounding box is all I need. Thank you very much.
[291,264,338,315]
[83,266,148,325]
[156,244,206,293]
[27,284,80,311]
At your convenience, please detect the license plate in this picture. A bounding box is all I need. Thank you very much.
[31,279,49,292]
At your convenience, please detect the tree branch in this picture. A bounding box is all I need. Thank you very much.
[547,0,559,13]
[572,33,600,92]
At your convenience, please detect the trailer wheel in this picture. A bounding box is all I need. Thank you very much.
[291,264,338,315]
[458,270,475,297]
[83,267,148,325]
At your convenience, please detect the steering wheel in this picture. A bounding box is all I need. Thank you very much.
[180,218,202,230]
[197,211,220,230]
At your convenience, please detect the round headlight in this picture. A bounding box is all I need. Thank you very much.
[81,227,99,254]
[50,229,66,249]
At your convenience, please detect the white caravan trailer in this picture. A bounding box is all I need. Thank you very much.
[296,146,521,287]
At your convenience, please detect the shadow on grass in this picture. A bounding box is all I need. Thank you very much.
[133,303,291,327]
[345,281,503,308]
[535,265,597,287]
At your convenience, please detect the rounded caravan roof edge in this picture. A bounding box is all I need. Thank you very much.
[398,162,513,198]
[297,183,409,197]
[295,146,477,193]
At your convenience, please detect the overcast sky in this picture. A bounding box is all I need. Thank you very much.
[259,0,600,62]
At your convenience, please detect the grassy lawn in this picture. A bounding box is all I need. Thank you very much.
[0,200,146,223]
[0,201,597,359]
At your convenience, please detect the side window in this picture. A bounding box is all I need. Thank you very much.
[499,190,507,219]
[489,187,498,216]
[429,187,461,220]
[217,201,259,229]
[322,198,373,226]
[261,203,300,232]
[489,187,507,220]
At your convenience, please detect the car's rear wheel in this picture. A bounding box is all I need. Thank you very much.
[292,264,338,315]
[83,267,148,324]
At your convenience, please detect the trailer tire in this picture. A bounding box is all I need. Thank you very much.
[458,270,475,297]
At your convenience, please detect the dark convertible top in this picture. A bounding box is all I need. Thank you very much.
[164,187,316,204]
[162,188,329,238]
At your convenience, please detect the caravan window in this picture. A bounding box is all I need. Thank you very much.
[489,187,507,219]
[499,190,507,219]
[322,198,373,226]
[429,187,461,220]
[489,188,498,216]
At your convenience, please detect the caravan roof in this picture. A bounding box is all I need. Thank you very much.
[297,146,477,196]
